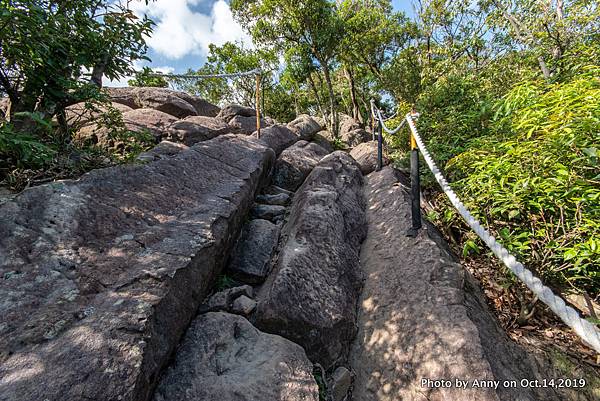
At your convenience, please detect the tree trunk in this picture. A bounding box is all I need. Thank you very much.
[538,56,552,79]
[90,54,110,88]
[307,73,327,122]
[344,66,363,124]
[317,57,338,137]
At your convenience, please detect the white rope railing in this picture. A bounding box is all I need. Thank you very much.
[395,112,600,353]
[370,100,406,134]
[149,68,261,80]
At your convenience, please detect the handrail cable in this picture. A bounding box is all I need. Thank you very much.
[371,103,600,354]
[148,68,261,80]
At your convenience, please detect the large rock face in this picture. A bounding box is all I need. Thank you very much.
[76,108,178,145]
[255,151,367,369]
[65,102,134,128]
[134,88,198,118]
[166,116,232,145]
[153,312,319,401]
[273,140,330,191]
[106,87,219,118]
[342,128,371,147]
[229,115,270,135]
[172,92,221,117]
[348,167,563,401]
[121,108,179,141]
[136,141,189,162]
[313,131,335,153]
[349,141,389,175]
[0,134,275,401]
[217,104,257,122]
[339,114,361,138]
[258,124,301,156]
[287,114,322,141]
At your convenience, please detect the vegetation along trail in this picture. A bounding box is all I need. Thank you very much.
[0,0,599,400]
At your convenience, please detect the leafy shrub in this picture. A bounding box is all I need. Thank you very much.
[0,116,56,170]
[437,66,600,295]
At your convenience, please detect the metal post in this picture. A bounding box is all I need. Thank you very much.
[376,120,383,171]
[255,73,261,139]
[407,130,422,236]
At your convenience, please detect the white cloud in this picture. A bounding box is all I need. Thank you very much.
[153,66,176,74]
[131,0,252,60]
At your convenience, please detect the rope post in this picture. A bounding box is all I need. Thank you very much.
[370,110,376,141]
[407,114,422,237]
[255,72,261,139]
[376,120,383,171]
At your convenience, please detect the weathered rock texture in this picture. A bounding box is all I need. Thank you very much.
[172,92,220,117]
[166,116,232,145]
[251,204,286,222]
[153,312,319,401]
[198,285,253,314]
[256,192,291,206]
[349,141,389,175]
[228,219,281,283]
[134,89,198,118]
[273,140,330,191]
[313,131,335,153]
[258,124,300,156]
[339,114,361,138]
[0,134,275,401]
[76,108,178,147]
[342,128,371,148]
[136,141,189,162]
[256,151,367,368]
[66,102,134,128]
[349,167,563,401]
[107,87,219,118]
[287,114,323,141]
[217,104,256,122]
[229,115,270,135]
[121,108,179,140]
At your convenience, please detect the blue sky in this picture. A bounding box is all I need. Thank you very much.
[108,0,415,85]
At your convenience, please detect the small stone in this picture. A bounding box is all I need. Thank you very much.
[250,204,286,221]
[256,193,291,206]
[199,285,253,313]
[330,367,352,401]
[231,295,257,316]
[115,234,134,244]
[264,185,294,197]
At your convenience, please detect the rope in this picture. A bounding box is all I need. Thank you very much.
[148,68,261,80]
[383,110,399,121]
[402,113,600,354]
[370,100,406,134]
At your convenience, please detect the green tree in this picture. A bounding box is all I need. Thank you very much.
[0,0,153,131]
[231,0,344,134]
[128,67,168,88]
[187,42,278,107]
[484,0,600,79]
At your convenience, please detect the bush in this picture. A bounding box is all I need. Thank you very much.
[438,66,600,295]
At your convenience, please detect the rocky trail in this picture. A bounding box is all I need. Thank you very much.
[0,87,597,401]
